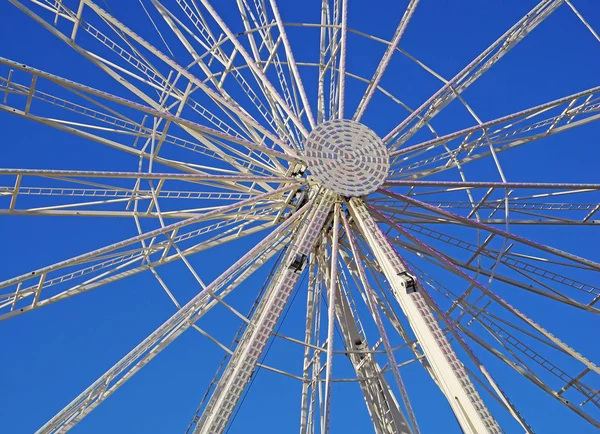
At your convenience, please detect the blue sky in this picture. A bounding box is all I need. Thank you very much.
[1,1,600,433]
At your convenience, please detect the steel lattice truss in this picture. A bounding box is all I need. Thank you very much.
[0,0,599,433]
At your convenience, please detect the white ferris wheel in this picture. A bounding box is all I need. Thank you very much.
[0,0,599,433]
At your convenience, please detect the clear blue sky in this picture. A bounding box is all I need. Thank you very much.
[1,1,599,433]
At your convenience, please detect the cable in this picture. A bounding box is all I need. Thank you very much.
[224,267,308,433]
[185,246,288,434]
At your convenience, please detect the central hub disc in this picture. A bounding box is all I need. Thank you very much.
[304,119,389,197]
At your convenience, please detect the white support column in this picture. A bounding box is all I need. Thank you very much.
[195,190,337,434]
[348,198,501,434]
[321,202,340,434]
[319,247,413,434]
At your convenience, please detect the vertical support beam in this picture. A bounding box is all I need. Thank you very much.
[196,190,336,434]
[317,242,413,434]
[299,253,318,434]
[337,0,348,119]
[348,198,501,434]
[341,211,420,434]
[321,202,340,433]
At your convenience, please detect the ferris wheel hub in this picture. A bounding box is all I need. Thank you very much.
[304,119,389,196]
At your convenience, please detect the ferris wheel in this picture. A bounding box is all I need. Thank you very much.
[1,0,599,432]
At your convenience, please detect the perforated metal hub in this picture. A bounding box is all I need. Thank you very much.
[304,119,389,197]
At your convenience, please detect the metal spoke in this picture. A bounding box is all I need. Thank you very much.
[9,0,298,157]
[268,0,316,129]
[197,0,309,139]
[378,188,600,271]
[353,0,419,122]
[36,209,301,433]
[3,1,599,432]
[388,85,600,178]
[374,207,600,379]
[384,0,564,149]
[0,185,297,320]
[348,197,501,433]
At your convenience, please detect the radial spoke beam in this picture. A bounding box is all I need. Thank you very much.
[353,0,419,122]
[268,0,316,129]
[384,0,564,149]
[348,198,501,434]
[9,0,298,158]
[337,0,348,119]
[194,190,336,434]
[0,57,292,179]
[388,85,600,177]
[0,186,297,317]
[375,208,600,380]
[0,210,280,321]
[198,0,309,138]
[382,179,600,191]
[379,188,600,271]
[36,209,300,434]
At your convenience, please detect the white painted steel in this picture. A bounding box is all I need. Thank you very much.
[348,198,501,434]
[1,0,599,433]
[195,191,336,434]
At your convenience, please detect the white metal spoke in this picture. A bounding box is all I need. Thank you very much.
[0,186,297,319]
[379,188,600,271]
[409,263,592,429]
[156,0,299,149]
[317,0,329,125]
[384,0,564,149]
[9,0,298,157]
[195,190,335,433]
[353,0,419,122]
[234,0,304,149]
[197,0,309,139]
[3,1,599,432]
[412,262,600,426]
[0,169,301,217]
[348,197,501,433]
[387,220,600,309]
[37,210,301,433]
[375,208,600,380]
[336,0,347,119]
[268,0,316,129]
[388,85,600,178]
[0,57,292,178]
